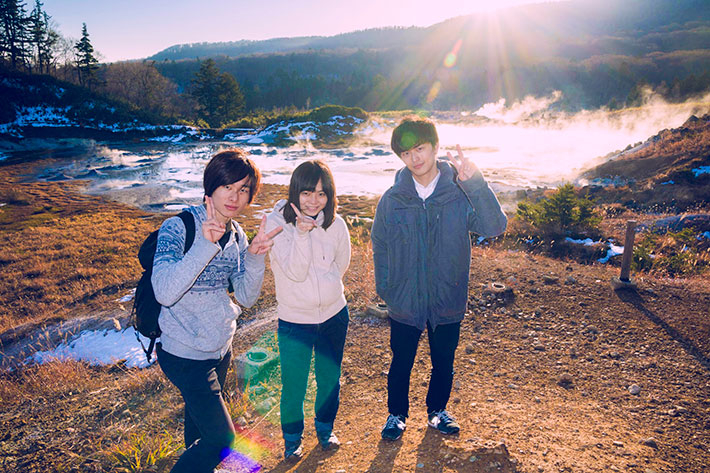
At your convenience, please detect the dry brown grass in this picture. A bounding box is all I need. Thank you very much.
[0,359,105,407]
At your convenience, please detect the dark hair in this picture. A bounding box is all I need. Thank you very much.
[203,148,261,203]
[283,160,337,230]
[391,115,439,156]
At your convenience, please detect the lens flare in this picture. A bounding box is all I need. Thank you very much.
[443,39,463,68]
[218,426,279,472]
[427,81,442,103]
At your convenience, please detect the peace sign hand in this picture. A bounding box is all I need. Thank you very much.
[248,215,283,255]
[290,203,316,233]
[202,196,226,243]
[447,144,479,182]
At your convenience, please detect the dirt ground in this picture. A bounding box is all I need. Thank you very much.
[230,249,710,473]
[0,161,709,473]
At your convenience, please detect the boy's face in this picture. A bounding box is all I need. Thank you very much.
[399,142,439,186]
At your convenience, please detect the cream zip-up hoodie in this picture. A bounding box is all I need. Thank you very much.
[265,199,351,324]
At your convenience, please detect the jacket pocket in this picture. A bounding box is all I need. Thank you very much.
[387,210,417,285]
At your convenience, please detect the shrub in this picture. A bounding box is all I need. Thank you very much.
[516,184,602,238]
[105,431,180,473]
[632,228,710,276]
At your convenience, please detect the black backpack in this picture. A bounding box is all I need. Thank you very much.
[132,211,195,362]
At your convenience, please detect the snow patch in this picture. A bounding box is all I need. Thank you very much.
[565,237,624,263]
[30,327,154,369]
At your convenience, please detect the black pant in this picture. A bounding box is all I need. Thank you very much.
[157,344,235,473]
[387,318,460,418]
[278,306,349,437]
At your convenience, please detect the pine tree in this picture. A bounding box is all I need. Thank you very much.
[215,70,245,125]
[0,0,31,70]
[74,22,98,87]
[28,0,55,73]
[191,58,245,127]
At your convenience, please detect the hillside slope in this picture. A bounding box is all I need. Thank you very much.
[580,114,710,211]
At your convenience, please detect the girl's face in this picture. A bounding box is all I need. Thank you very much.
[298,179,328,217]
[210,175,251,223]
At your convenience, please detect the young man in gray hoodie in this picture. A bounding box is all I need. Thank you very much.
[371,116,507,441]
[152,149,281,473]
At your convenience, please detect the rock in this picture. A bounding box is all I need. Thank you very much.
[508,383,519,390]
[556,373,574,389]
[366,303,388,318]
[565,276,577,285]
[533,343,545,351]
[629,384,641,395]
[609,351,622,360]
[613,440,624,447]
[236,416,248,427]
[542,274,559,284]
[465,344,475,354]
[586,325,600,335]
[642,437,658,449]
[256,398,273,412]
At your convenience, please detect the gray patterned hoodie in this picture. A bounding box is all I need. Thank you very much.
[152,204,265,360]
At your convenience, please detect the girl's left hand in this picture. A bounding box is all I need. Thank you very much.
[290,203,317,233]
[248,215,283,255]
[448,144,480,182]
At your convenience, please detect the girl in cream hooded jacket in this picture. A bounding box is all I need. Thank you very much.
[266,198,350,323]
[264,160,351,459]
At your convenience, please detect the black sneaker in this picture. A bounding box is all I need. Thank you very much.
[381,414,406,441]
[427,410,460,435]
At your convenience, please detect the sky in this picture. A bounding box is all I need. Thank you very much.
[42,0,563,63]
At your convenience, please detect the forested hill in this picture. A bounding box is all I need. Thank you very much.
[151,0,710,111]
[150,0,710,61]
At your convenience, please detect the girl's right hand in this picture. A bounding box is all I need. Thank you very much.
[291,203,316,233]
[202,196,226,243]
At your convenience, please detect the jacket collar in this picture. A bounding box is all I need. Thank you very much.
[391,160,459,202]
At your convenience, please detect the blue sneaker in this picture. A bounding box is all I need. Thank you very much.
[317,431,341,451]
[381,414,406,441]
[427,409,460,435]
[283,433,303,461]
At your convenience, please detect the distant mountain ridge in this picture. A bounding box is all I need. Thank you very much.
[149,27,424,61]
[148,0,710,62]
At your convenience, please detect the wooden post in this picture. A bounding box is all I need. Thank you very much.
[619,220,637,282]
[612,220,637,290]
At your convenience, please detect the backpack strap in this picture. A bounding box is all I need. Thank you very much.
[177,210,196,253]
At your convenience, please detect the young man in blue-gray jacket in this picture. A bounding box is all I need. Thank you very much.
[371,116,507,441]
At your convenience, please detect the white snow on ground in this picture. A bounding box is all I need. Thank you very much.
[565,237,624,263]
[27,289,151,369]
[598,244,624,263]
[692,166,710,177]
[30,327,155,368]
